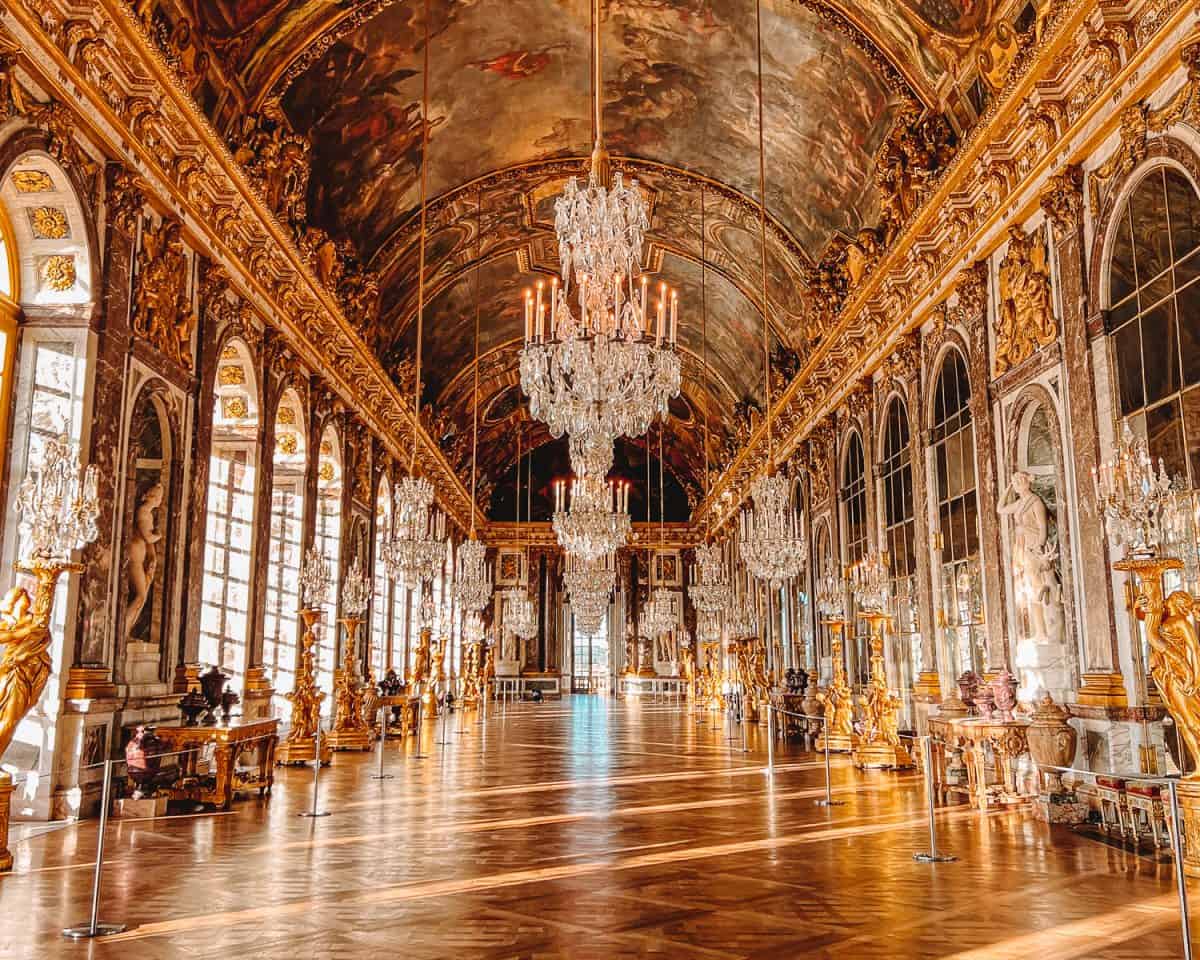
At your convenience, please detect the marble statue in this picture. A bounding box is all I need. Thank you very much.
[999,471,1062,645]
[125,481,164,642]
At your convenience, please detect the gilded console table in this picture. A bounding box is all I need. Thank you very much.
[928,716,1032,810]
[378,695,421,739]
[155,719,279,810]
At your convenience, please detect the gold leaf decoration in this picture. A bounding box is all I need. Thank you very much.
[38,255,75,291]
[12,170,53,193]
[277,406,296,425]
[319,439,332,457]
[218,364,246,386]
[222,396,248,419]
[276,432,298,455]
[318,460,335,482]
[29,206,68,240]
[220,344,239,360]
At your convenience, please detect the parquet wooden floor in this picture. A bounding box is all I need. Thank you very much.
[0,697,1190,959]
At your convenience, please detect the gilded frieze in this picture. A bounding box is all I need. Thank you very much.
[132,220,193,369]
[994,227,1056,376]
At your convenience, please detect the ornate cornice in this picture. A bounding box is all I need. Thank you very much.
[694,0,1191,531]
[4,0,480,529]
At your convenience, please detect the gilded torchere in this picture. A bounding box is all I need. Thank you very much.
[814,617,855,753]
[275,608,332,765]
[326,616,371,751]
[852,611,913,770]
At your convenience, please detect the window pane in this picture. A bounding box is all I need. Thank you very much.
[1115,319,1145,415]
[1131,168,1172,283]
[1183,384,1200,485]
[1141,299,1180,405]
[1147,399,1187,480]
[1109,207,1138,304]
[1167,168,1200,263]
[1179,279,1200,387]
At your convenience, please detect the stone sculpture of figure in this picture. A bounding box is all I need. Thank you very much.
[0,587,45,760]
[1138,585,1200,772]
[125,482,164,643]
[999,471,1061,643]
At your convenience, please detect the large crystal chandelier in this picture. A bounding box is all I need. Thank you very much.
[504,587,538,640]
[1094,422,1185,558]
[385,476,446,591]
[726,587,758,639]
[740,473,806,588]
[518,0,681,452]
[689,541,731,614]
[454,536,492,614]
[564,551,615,636]
[643,587,677,638]
[553,471,631,561]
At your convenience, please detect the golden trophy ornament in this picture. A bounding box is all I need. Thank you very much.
[852,611,913,769]
[814,617,856,753]
[0,436,99,873]
[276,547,333,766]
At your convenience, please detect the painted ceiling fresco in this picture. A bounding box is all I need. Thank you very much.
[187,0,1012,508]
[281,0,901,260]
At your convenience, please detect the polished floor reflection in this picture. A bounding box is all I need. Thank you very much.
[0,697,1189,959]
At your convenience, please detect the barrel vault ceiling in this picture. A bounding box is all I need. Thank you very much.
[183,0,1010,519]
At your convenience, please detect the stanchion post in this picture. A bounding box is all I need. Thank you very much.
[371,705,394,781]
[766,703,775,776]
[1168,780,1194,960]
[62,759,126,940]
[299,723,330,818]
[815,717,845,808]
[914,735,955,863]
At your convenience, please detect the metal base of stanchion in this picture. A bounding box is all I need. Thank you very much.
[370,773,395,780]
[815,799,846,807]
[913,852,957,863]
[62,923,126,940]
[299,810,331,818]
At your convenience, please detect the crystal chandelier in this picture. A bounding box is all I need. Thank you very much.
[696,611,721,645]
[385,476,446,591]
[689,541,731,614]
[299,545,330,611]
[453,536,492,614]
[740,473,806,588]
[504,587,538,640]
[341,556,371,618]
[15,433,99,563]
[643,587,677,638]
[850,550,889,614]
[572,589,609,636]
[553,472,631,561]
[518,0,681,452]
[564,551,615,636]
[1093,422,1185,558]
[726,588,758,639]
[815,570,848,621]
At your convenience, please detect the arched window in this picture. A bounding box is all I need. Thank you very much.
[315,424,342,703]
[371,477,391,682]
[931,347,983,676]
[1107,166,1200,484]
[198,338,258,689]
[263,389,306,718]
[813,520,833,680]
[880,396,918,687]
[840,431,868,684]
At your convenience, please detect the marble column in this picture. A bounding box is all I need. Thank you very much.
[959,263,1010,673]
[1041,167,1125,707]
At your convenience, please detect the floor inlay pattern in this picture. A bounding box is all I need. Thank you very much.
[0,697,1189,958]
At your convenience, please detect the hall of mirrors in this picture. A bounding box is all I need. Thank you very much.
[2,0,1200,957]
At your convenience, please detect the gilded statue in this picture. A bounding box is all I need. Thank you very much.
[284,617,324,745]
[132,220,193,369]
[410,628,432,685]
[872,102,956,246]
[0,587,46,761]
[330,628,368,744]
[232,104,311,229]
[124,481,163,642]
[994,226,1056,375]
[1132,571,1200,772]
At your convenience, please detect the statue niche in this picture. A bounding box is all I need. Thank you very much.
[120,388,178,692]
[994,226,1057,375]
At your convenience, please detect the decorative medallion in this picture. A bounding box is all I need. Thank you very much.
[320,439,333,457]
[29,206,68,239]
[218,364,246,386]
[277,406,296,425]
[318,460,335,482]
[220,344,239,360]
[38,255,74,291]
[222,396,248,419]
[276,432,298,455]
[11,170,53,193]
